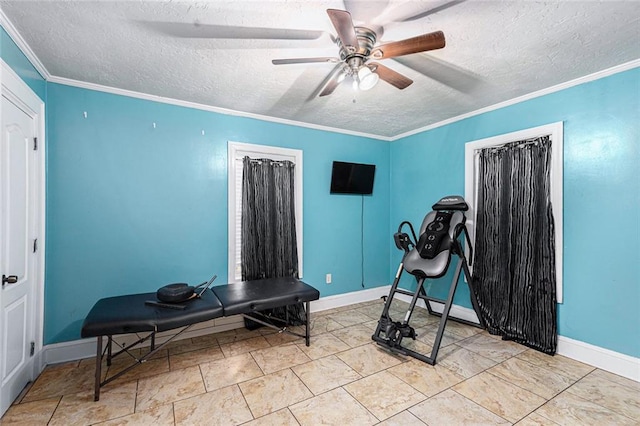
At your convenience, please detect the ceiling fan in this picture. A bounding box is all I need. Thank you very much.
[272,9,446,97]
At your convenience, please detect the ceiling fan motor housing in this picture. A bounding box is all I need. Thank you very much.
[338,27,377,74]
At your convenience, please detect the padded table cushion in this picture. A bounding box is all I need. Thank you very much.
[81,289,224,338]
[212,278,320,316]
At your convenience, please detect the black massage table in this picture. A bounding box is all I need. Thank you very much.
[81,278,320,400]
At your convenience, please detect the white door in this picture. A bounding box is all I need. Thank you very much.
[0,91,38,415]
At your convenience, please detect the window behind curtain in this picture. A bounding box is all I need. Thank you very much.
[227,142,303,282]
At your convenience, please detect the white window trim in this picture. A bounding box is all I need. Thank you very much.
[227,141,303,283]
[464,122,564,303]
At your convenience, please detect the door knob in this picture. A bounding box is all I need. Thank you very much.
[2,274,18,286]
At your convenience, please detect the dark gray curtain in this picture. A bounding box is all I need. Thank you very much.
[241,156,305,327]
[472,135,557,354]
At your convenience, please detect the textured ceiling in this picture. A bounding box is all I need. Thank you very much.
[2,1,639,139]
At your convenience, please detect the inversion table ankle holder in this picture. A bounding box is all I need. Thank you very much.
[372,195,485,364]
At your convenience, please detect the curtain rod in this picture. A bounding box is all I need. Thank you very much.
[474,134,551,154]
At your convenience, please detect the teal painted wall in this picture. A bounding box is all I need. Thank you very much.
[3,22,638,357]
[45,83,391,343]
[390,68,640,358]
[1,27,45,100]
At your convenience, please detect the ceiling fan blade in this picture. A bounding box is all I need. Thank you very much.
[272,57,339,65]
[138,21,325,40]
[369,63,413,89]
[372,31,445,59]
[399,1,465,22]
[393,55,486,94]
[318,65,346,97]
[344,0,390,24]
[327,9,359,48]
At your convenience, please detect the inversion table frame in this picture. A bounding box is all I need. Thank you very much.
[81,278,319,401]
[372,196,485,365]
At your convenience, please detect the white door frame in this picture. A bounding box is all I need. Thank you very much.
[0,59,46,403]
[464,122,563,303]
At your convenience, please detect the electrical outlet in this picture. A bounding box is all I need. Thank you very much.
[326,273,332,284]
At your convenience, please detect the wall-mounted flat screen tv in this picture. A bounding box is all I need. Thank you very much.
[330,161,376,195]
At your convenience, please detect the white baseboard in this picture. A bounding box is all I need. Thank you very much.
[310,285,391,312]
[44,317,245,365]
[42,287,639,384]
[557,336,640,382]
[393,292,481,325]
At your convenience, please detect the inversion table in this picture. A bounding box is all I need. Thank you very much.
[372,195,485,364]
[81,277,319,400]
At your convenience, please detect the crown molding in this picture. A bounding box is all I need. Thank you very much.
[2,6,636,142]
[0,8,50,80]
[47,75,391,141]
[390,59,640,141]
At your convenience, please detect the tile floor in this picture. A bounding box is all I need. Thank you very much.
[1,299,638,425]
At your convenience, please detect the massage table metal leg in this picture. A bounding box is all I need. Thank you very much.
[94,337,102,401]
[305,301,310,346]
[106,336,112,366]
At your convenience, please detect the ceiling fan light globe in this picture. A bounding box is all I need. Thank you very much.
[358,67,379,91]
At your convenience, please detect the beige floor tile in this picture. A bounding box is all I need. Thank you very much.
[409,389,510,425]
[354,302,386,320]
[289,387,378,426]
[388,359,465,396]
[388,299,411,313]
[239,369,313,418]
[250,344,311,374]
[457,333,528,362]
[344,371,426,421]
[516,411,561,425]
[169,345,224,370]
[48,381,137,426]
[295,332,350,359]
[94,403,174,425]
[174,385,253,426]
[263,330,304,346]
[0,397,60,425]
[135,365,205,412]
[452,371,547,423]
[214,328,264,345]
[111,346,169,362]
[165,335,218,355]
[377,410,427,426]
[307,316,342,334]
[440,320,484,339]
[337,343,405,376]
[399,334,450,357]
[292,355,362,395]
[331,324,376,348]
[199,352,264,392]
[414,327,462,348]
[437,344,498,378]
[516,349,594,382]
[535,391,637,426]
[22,362,96,402]
[105,356,170,384]
[566,372,640,420]
[220,336,271,357]
[242,408,299,426]
[405,306,436,322]
[330,310,374,327]
[488,357,575,399]
[189,333,220,348]
[312,307,341,317]
[587,369,640,392]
